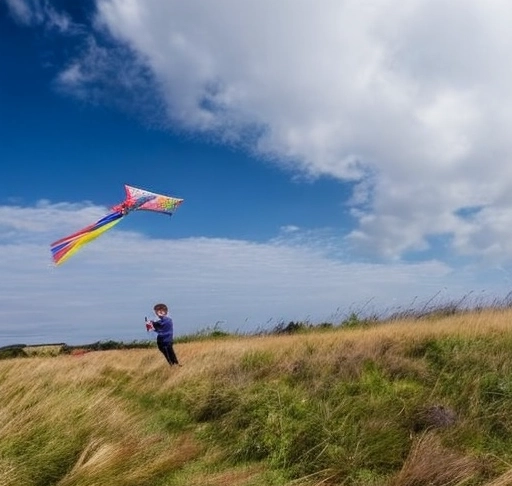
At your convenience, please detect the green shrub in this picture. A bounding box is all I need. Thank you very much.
[0,346,26,360]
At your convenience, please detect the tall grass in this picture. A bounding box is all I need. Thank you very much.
[2,307,512,484]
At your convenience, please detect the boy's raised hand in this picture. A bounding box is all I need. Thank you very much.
[145,317,154,332]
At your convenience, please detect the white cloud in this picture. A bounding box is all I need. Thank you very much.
[4,0,32,24]
[5,0,73,31]
[38,0,503,264]
[0,203,508,346]
[280,225,300,234]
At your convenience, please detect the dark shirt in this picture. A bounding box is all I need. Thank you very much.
[152,315,173,342]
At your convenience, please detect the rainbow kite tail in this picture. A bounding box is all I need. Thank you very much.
[50,211,125,265]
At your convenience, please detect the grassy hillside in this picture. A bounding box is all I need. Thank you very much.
[2,308,512,485]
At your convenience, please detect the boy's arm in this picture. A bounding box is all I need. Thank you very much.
[151,319,163,331]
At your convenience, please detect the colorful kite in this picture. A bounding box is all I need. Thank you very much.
[50,184,183,265]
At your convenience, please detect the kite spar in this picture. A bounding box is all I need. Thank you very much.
[50,184,183,265]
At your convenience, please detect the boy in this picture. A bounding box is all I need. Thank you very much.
[146,303,180,366]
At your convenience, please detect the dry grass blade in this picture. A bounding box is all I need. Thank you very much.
[391,433,482,486]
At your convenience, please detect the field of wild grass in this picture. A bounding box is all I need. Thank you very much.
[3,308,512,485]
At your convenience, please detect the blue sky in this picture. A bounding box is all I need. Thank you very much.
[2,0,512,346]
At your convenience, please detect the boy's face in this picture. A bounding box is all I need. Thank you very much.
[155,309,166,317]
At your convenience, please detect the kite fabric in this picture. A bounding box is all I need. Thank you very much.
[118,185,183,215]
[50,184,183,265]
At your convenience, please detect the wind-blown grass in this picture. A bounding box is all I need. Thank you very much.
[2,307,512,484]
